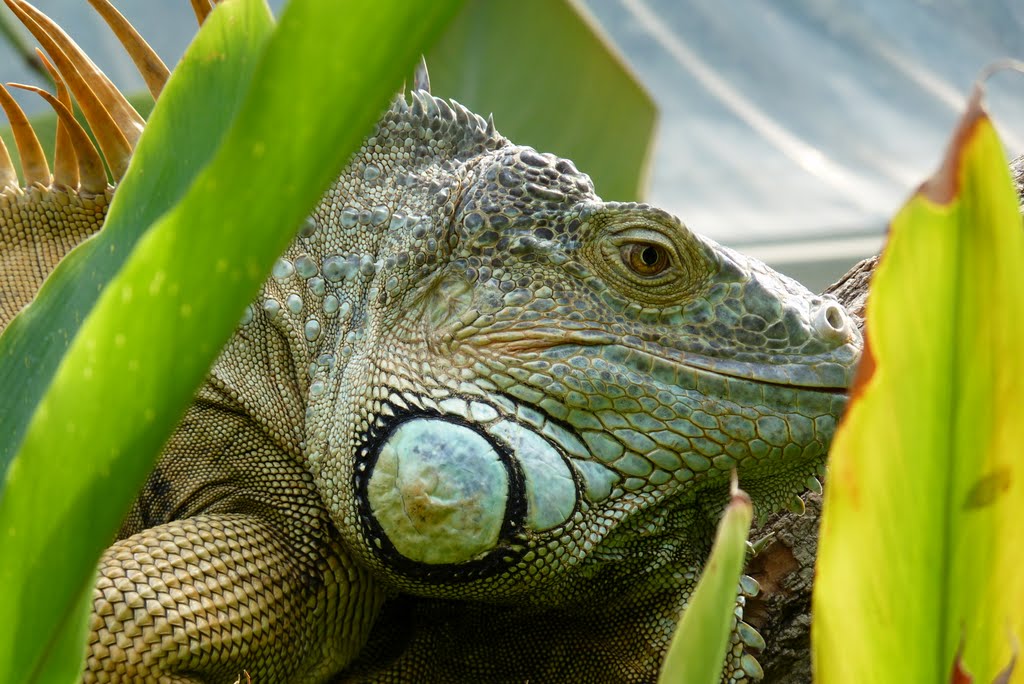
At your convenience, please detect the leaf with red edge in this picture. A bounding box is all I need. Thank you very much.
[813,83,1024,684]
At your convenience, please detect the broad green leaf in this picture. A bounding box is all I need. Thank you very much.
[813,88,1024,683]
[0,2,271,472]
[0,1,275,679]
[426,0,656,201]
[659,482,753,684]
[0,0,463,681]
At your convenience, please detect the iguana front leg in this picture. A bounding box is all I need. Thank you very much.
[85,399,386,683]
[87,514,378,683]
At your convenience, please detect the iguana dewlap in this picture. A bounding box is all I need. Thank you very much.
[0,2,861,682]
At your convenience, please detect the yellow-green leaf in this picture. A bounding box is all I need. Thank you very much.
[813,86,1024,683]
[659,482,753,684]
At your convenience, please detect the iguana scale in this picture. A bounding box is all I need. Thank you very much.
[0,2,862,682]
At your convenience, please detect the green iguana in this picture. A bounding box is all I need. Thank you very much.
[0,2,862,682]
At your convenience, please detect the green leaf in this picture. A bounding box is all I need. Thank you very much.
[0,2,275,679]
[0,0,464,680]
[0,2,271,472]
[659,481,753,684]
[812,87,1024,683]
[426,0,656,201]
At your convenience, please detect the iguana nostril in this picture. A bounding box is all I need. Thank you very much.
[825,305,843,329]
[814,301,849,341]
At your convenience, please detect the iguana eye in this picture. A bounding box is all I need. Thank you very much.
[621,242,670,277]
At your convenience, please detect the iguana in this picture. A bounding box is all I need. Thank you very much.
[0,2,862,682]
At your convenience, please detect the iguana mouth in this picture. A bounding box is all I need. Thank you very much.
[474,331,856,393]
[651,346,856,394]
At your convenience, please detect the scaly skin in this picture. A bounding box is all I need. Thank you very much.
[0,4,861,683]
[0,185,111,327]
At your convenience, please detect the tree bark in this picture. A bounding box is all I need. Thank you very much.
[744,254,875,683]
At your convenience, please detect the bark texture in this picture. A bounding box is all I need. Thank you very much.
[745,254,875,684]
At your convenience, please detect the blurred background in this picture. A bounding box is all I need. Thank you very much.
[2,0,1023,291]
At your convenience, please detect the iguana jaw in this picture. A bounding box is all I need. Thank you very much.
[505,340,857,393]
[463,302,860,391]
[615,342,856,391]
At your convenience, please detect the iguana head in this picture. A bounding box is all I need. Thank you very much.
[283,89,862,600]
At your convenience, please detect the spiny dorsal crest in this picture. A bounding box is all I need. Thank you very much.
[0,0,174,328]
[385,86,506,164]
[0,0,505,329]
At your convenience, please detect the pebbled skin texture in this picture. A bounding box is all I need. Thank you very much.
[0,14,862,684]
[0,186,111,328]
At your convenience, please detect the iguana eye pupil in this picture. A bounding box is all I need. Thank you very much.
[622,242,670,276]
